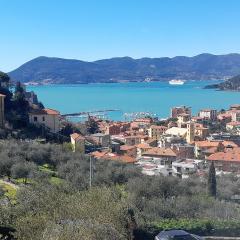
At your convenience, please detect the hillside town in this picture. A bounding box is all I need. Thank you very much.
[6,82,239,179]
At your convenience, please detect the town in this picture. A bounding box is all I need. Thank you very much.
[10,81,240,179]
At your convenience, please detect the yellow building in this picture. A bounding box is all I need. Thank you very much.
[148,125,167,140]
[0,94,5,128]
[70,133,85,153]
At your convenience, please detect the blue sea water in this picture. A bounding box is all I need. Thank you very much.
[27,81,240,121]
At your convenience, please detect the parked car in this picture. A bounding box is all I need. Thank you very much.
[155,230,203,240]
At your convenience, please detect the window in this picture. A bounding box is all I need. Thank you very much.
[42,116,45,121]
[34,116,38,122]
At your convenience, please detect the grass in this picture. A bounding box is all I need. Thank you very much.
[50,176,64,185]
[39,164,56,175]
[0,181,17,200]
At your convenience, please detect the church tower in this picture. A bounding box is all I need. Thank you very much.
[186,122,195,144]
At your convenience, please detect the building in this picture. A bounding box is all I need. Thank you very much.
[226,122,240,131]
[172,159,204,178]
[194,140,225,158]
[186,122,195,143]
[91,133,110,148]
[131,118,153,128]
[171,106,191,118]
[194,126,209,140]
[120,145,137,158]
[124,135,148,146]
[29,108,60,133]
[217,112,232,122]
[158,134,184,148]
[199,109,217,121]
[0,94,5,128]
[142,147,177,165]
[165,127,187,138]
[91,151,136,164]
[103,122,130,135]
[230,110,240,122]
[177,113,191,127]
[207,148,240,173]
[171,144,195,159]
[148,125,167,140]
[136,143,152,157]
[70,133,85,153]
[230,104,240,111]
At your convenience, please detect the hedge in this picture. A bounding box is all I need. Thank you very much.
[134,219,240,240]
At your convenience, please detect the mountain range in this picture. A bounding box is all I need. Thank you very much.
[7,53,240,84]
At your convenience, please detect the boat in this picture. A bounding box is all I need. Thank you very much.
[169,79,185,85]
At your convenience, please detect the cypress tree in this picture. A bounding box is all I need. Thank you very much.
[208,161,217,198]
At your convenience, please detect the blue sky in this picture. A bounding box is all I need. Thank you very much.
[1,0,240,72]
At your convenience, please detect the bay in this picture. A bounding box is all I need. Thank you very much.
[27,80,240,121]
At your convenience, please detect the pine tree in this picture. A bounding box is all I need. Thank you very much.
[208,161,217,198]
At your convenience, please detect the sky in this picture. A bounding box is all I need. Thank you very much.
[1,0,240,72]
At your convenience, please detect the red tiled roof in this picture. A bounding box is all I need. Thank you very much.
[207,148,240,162]
[90,151,136,163]
[194,141,222,148]
[143,147,176,157]
[135,143,152,149]
[70,133,85,141]
[150,125,168,130]
[120,145,136,151]
[29,108,60,115]
[227,121,240,126]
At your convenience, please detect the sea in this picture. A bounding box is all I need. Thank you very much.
[27,80,240,121]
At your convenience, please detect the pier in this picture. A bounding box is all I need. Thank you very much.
[62,109,120,117]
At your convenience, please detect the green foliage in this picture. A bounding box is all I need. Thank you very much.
[147,219,240,238]
[13,185,132,240]
[0,71,10,86]
[208,162,217,198]
[86,116,99,134]
[0,140,240,239]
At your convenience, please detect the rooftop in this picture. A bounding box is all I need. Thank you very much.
[207,148,240,162]
[29,108,60,115]
[70,133,85,141]
[143,147,176,157]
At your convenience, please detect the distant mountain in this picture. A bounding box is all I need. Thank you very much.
[205,75,240,91]
[8,53,240,84]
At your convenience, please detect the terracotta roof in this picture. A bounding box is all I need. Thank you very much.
[207,148,240,162]
[135,143,152,149]
[194,141,222,148]
[143,147,176,157]
[29,108,60,115]
[115,155,136,163]
[227,121,240,126]
[70,133,85,141]
[120,145,136,151]
[90,151,109,158]
[146,138,157,144]
[90,151,136,163]
[150,125,167,130]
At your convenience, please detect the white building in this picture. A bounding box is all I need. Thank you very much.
[199,109,217,121]
[29,108,60,133]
